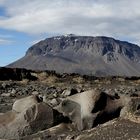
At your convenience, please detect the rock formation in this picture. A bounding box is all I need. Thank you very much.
[8,35,140,76]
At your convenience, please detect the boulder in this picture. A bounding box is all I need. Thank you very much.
[55,89,124,130]
[12,95,42,113]
[0,94,67,139]
[0,102,54,139]
[32,91,39,95]
[120,97,140,120]
[62,88,78,97]
[50,99,58,107]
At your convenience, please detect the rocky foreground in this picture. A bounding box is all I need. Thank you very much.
[0,68,140,139]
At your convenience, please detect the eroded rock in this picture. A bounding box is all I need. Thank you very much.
[55,89,125,130]
[0,102,54,139]
[12,95,42,113]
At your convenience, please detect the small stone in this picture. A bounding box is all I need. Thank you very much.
[43,95,48,103]
[53,93,57,98]
[1,83,7,89]
[32,91,39,95]
[1,93,11,97]
[11,89,16,94]
[62,90,71,96]
[62,88,78,97]
[50,99,58,106]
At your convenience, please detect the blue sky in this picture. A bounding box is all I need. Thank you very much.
[0,0,140,66]
[0,5,50,66]
[0,28,49,66]
[0,29,32,66]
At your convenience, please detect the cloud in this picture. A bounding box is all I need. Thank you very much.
[0,0,140,45]
[0,38,14,45]
[0,0,5,5]
[0,34,14,45]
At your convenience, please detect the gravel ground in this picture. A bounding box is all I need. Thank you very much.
[74,119,140,140]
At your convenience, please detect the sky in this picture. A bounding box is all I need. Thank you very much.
[0,0,140,66]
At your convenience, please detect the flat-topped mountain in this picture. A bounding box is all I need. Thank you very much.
[8,34,140,76]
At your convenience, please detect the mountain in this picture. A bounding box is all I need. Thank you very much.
[8,34,140,76]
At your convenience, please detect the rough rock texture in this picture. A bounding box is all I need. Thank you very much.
[21,119,140,140]
[0,73,140,140]
[8,35,140,76]
[0,102,54,139]
[120,97,140,121]
[55,90,126,130]
[74,119,140,140]
[12,95,42,113]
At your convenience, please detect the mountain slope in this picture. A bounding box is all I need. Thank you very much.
[8,34,140,76]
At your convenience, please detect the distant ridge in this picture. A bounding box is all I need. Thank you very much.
[8,35,140,76]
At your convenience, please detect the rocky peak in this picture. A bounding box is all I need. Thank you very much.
[8,35,140,76]
[26,35,140,61]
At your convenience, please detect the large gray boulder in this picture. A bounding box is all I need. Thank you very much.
[0,97,54,139]
[12,95,42,113]
[55,89,125,130]
[0,103,53,139]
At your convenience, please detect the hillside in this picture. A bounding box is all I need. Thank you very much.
[8,34,140,76]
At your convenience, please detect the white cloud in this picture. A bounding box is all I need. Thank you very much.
[0,34,13,38]
[0,38,14,45]
[0,0,140,45]
[0,34,14,45]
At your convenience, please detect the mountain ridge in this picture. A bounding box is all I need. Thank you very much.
[8,35,140,76]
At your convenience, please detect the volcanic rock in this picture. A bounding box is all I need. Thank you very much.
[8,35,140,76]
